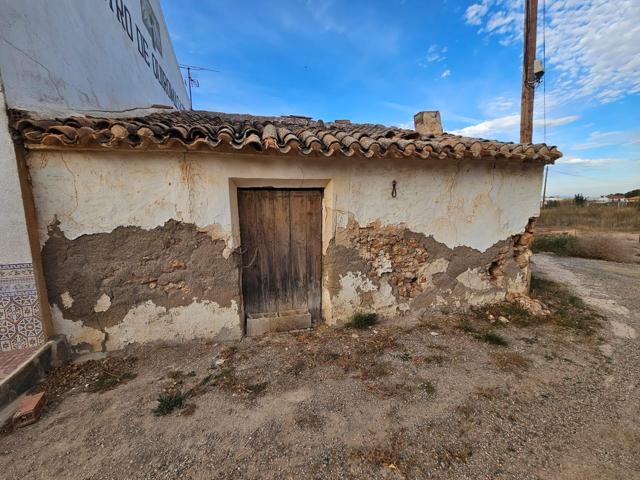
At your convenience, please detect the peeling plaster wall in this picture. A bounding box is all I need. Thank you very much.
[26,150,544,348]
[27,151,543,251]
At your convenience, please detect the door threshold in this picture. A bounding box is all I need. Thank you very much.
[246,310,312,337]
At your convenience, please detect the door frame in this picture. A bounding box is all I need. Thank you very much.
[229,178,332,334]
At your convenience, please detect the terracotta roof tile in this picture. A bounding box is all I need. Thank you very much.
[9,109,561,163]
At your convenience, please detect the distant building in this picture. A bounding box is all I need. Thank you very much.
[543,196,563,205]
[606,194,628,204]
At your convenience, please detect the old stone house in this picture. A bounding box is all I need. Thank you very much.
[8,109,561,352]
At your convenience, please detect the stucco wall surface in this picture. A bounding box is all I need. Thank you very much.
[0,86,45,351]
[27,151,543,251]
[26,150,544,351]
[0,88,31,264]
[0,0,188,112]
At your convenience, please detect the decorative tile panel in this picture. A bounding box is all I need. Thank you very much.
[0,263,44,352]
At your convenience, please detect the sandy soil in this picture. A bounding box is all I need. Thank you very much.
[1,254,639,480]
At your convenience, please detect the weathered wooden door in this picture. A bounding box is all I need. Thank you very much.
[238,189,322,335]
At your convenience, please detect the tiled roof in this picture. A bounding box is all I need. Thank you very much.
[9,110,561,163]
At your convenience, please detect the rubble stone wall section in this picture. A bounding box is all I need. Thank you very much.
[323,218,535,322]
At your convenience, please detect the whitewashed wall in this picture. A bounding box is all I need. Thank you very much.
[0,88,31,265]
[27,151,544,253]
[0,0,188,112]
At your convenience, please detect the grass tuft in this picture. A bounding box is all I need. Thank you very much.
[153,390,186,416]
[346,312,378,329]
[491,351,531,371]
[418,381,436,395]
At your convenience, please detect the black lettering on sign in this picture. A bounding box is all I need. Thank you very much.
[136,26,150,66]
[115,0,134,40]
[103,0,186,109]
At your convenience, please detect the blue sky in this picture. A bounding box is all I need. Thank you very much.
[162,0,639,197]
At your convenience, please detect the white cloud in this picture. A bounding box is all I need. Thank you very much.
[451,114,578,138]
[441,69,451,78]
[573,129,640,150]
[464,1,490,25]
[482,95,516,115]
[419,44,447,67]
[556,156,619,166]
[463,0,640,104]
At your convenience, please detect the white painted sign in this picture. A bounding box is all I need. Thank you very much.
[0,0,188,112]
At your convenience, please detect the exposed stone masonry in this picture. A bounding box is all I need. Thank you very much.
[341,222,430,299]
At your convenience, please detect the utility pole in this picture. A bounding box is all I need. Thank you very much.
[179,64,220,110]
[520,0,538,144]
[186,66,193,110]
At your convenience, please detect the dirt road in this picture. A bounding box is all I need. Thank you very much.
[0,254,638,479]
[530,253,640,479]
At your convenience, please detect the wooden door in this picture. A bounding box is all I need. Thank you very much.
[238,189,322,329]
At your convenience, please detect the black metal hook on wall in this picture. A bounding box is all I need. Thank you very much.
[391,180,397,198]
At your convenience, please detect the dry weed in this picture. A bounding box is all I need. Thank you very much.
[491,351,531,372]
[538,204,640,231]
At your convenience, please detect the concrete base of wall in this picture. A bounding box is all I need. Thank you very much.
[246,310,312,336]
[0,336,70,409]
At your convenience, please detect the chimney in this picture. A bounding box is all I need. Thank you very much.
[413,111,443,136]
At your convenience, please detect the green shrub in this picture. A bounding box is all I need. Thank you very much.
[532,234,582,256]
[574,193,587,207]
[347,312,378,329]
[153,390,186,416]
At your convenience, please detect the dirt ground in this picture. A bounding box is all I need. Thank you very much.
[1,254,639,480]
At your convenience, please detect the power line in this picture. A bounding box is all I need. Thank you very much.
[179,64,220,110]
[541,0,548,207]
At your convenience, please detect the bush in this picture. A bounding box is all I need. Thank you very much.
[346,312,378,329]
[532,234,627,262]
[532,234,582,257]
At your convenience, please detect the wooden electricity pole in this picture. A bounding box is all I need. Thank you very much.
[520,0,538,144]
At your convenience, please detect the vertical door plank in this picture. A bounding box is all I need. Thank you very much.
[238,191,260,314]
[290,191,309,311]
[273,190,293,312]
[306,191,323,323]
[261,190,278,314]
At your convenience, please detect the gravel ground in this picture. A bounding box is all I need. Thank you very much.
[0,253,638,480]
